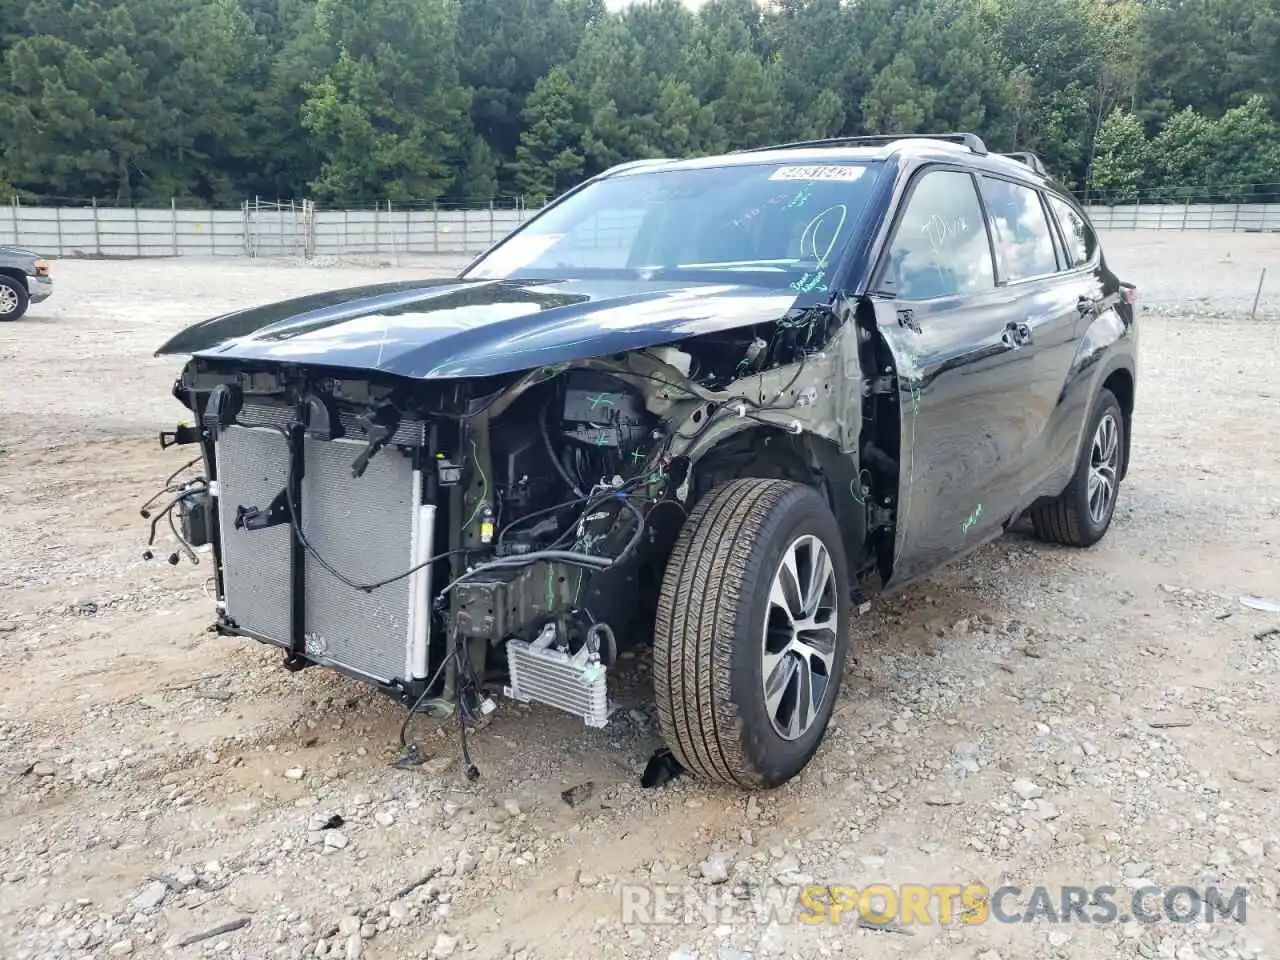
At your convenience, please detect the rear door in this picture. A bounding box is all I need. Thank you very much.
[976,175,1085,501]
[868,166,1035,585]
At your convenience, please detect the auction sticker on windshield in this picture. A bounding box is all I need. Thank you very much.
[768,165,866,182]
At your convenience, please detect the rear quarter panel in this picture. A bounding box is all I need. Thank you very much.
[1050,257,1138,496]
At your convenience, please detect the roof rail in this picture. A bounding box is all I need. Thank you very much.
[1001,151,1048,176]
[735,132,989,157]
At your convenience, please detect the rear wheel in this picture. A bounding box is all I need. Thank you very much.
[0,277,28,321]
[653,477,850,789]
[1030,387,1125,547]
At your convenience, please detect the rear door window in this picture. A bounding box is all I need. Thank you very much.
[979,177,1061,282]
[881,169,996,300]
[1045,194,1098,267]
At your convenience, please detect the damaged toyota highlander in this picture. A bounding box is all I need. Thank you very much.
[147,132,1138,790]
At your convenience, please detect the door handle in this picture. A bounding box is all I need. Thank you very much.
[1077,295,1098,316]
[1002,320,1033,348]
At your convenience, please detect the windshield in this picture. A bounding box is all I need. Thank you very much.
[463,160,882,291]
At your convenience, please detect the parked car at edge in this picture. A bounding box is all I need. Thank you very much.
[145,132,1139,791]
[0,246,53,321]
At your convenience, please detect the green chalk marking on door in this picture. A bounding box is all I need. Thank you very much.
[961,504,983,534]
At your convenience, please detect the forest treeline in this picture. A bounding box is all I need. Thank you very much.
[2,0,1278,207]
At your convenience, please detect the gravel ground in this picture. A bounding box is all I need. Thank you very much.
[1,231,1278,960]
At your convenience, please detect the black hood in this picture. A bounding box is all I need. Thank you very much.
[156,276,813,379]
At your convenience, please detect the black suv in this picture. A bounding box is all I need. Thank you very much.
[150,132,1137,790]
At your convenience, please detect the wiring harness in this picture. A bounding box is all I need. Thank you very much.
[139,455,208,566]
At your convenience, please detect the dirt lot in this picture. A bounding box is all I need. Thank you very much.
[1,233,1278,960]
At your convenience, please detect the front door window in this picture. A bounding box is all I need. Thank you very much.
[881,169,996,300]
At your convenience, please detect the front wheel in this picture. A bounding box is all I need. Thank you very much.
[653,478,850,789]
[0,277,29,321]
[1029,387,1125,547]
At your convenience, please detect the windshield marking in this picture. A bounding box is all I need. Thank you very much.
[801,204,848,266]
[730,191,794,229]
[784,188,813,209]
[790,271,827,293]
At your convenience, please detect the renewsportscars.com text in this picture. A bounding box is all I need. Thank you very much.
[619,882,1248,927]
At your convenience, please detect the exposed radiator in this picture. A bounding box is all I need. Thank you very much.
[213,423,433,686]
[214,426,292,644]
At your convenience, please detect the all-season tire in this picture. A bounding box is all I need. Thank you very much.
[0,276,28,321]
[653,477,850,789]
[1029,387,1125,547]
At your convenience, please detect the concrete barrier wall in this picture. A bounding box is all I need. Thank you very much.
[0,206,248,257]
[1,201,1277,259]
[309,208,532,257]
[0,204,538,258]
[1082,203,1280,232]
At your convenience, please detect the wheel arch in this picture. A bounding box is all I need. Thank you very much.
[1100,365,1134,481]
[684,424,870,576]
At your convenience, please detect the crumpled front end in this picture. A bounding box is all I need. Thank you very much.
[142,294,868,773]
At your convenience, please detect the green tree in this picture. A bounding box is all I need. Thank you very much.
[862,53,934,135]
[511,66,586,200]
[1139,0,1280,122]
[654,78,721,156]
[990,0,1105,184]
[243,0,331,198]
[1207,95,1280,200]
[1088,108,1150,203]
[1148,106,1217,199]
[1,0,1279,206]
[711,50,786,149]
[761,0,863,135]
[571,15,664,174]
[452,134,501,201]
[1,35,154,201]
[458,0,598,190]
[1,0,266,203]
[299,0,475,203]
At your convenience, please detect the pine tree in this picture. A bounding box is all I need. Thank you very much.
[511,66,586,201]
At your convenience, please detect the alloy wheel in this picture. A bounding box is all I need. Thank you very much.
[1088,412,1120,525]
[761,534,840,741]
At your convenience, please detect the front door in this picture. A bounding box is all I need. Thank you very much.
[867,166,1038,586]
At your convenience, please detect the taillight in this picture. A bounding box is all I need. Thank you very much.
[1121,284,1137,306]
[33,259,49,276]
